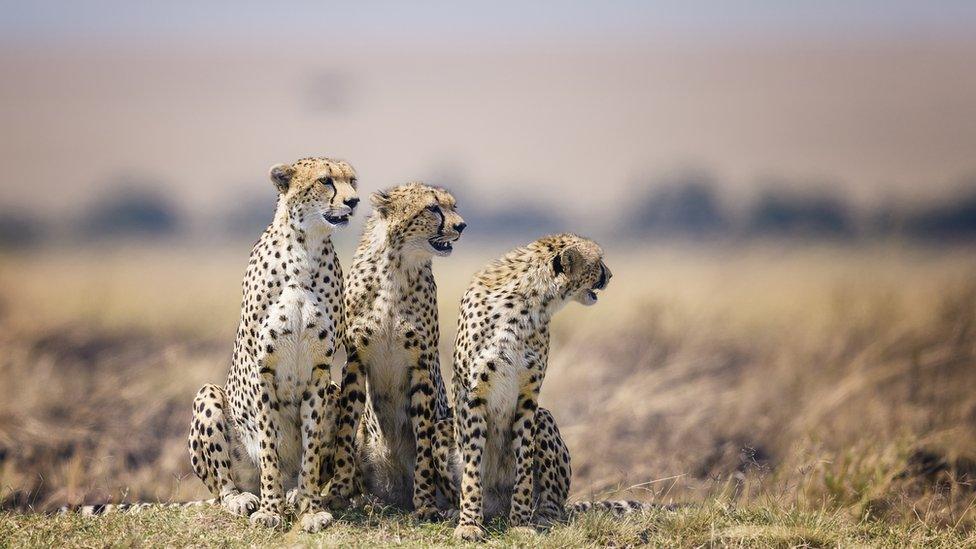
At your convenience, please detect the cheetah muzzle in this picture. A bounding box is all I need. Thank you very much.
[579,262,611,306]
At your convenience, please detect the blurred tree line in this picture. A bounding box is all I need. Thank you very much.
[627,171,976,242]
[2,171,976,249]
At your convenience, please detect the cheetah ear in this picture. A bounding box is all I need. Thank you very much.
[553,246,583,277]
[370,190,392,217]
[269,163,295,193]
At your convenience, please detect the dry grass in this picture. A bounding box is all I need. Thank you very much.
[4,502,976,548]
[1,242,975,545]
[548,247,976,529]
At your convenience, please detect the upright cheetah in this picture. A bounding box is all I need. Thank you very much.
[450,234,612,541]
[187,157,359,533]
[326,183,465,519]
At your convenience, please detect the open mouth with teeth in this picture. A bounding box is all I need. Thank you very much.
[322,213,350,226]
[428,238,454,253]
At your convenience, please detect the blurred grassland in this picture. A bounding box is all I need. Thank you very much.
[0,242,975,545]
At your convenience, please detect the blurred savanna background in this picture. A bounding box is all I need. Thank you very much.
[2,1,976,545]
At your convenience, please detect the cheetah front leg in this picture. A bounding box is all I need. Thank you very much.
[453,367,492,541]
[188,384,259,517]
[294,363,339,533]
[408,353,440,520]
[324,341,366,509]
[250,356,286,529]
[316,380,342,484]
[433,417,458,509]
[508,371,542,531]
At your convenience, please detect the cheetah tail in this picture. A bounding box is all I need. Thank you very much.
[57,499,217,516]
[565,500,680,517]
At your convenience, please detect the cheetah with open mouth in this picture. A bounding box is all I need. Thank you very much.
[182,157,358,533]
[326,183,465,519]
[447,234,643,541]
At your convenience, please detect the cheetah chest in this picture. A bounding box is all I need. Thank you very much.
[258,285,335,481]
[268,285,336,403]
[363,310,424,427]
[481,348,528,493]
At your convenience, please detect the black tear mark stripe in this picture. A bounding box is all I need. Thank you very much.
[327,178,338,206]
[430,193,446,235]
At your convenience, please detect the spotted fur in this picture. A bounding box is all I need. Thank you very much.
[449,234,614,541]
[326,183,465,519]
[60,158,360,533]
[189,157,359,533]
[63,158,358,531]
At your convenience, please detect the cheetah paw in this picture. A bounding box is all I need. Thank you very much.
[223,492,259,517]
[249,510,282,529]
[412,505,441,522]
[322,493,351,511]
[299,510,333,533]
[284,488,301,511]
[453,524,485,542]
[532,512,562,529]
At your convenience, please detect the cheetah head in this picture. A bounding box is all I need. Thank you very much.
[269,157,359,232]
[551,237,611,306]
[370,182,466,259]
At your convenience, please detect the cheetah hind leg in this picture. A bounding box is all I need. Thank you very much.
[188,384,259,518]
[531,407,571,527]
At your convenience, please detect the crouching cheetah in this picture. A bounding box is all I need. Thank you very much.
[186,157,359,532]
[450,234,615,541]
[326,183,465,519]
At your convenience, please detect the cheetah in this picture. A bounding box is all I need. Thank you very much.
[185,157,359,532]
[63,158,358,530]
[449,233,617,541]
[325,183,465,519]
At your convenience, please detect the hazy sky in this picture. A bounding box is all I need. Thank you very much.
[3,1,976,43]
[1,2,975,225]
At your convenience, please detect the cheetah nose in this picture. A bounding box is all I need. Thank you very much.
[344,197,360,209]
[454,222,467,234]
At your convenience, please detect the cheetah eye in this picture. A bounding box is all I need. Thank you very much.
[318,176,334,186]
[426,204,440,213]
